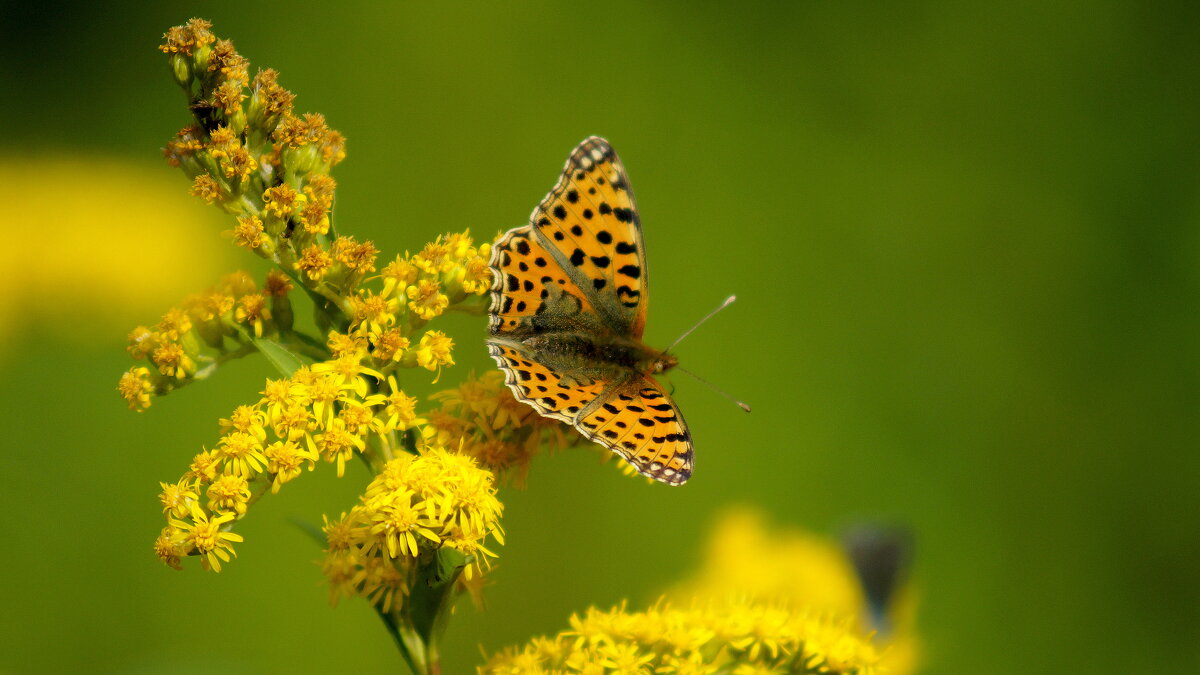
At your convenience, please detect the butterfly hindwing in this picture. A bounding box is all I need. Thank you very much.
[528,136,650,338]
[575,376,693,485]
[487,338,611,423]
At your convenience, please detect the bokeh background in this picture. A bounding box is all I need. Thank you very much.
[2,2,1198,673]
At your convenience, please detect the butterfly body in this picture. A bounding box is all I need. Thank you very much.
[486,137,695,485]
[519,332,672,377]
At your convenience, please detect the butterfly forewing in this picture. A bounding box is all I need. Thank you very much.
[488,225,597,337]
[527,136,650,338]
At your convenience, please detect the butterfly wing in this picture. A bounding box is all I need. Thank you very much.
[526,137,650,338]
[575,376,693,485]
[486,337,614,423]
[489,224,602,338]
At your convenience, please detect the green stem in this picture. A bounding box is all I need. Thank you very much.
[193,343,257,380]
[376,608,424,675]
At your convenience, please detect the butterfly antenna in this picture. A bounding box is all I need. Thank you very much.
[664,295,738,355]
[675,365,752,413]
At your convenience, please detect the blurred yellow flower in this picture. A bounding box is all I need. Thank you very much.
[483,600,883,675]
[0,157,228,351]
[673,508,920,675]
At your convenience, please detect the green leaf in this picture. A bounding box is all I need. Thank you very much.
[287,516,327,548]
[253,338,310,376]
[407,548,470,645]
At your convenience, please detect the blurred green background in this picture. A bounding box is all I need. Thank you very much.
[2,2,1198,673]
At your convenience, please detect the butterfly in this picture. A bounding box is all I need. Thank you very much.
[486,137,694,485]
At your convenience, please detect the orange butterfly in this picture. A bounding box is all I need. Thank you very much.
[486,137,694,485]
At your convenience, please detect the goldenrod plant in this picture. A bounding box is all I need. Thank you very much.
[121,19,917,674]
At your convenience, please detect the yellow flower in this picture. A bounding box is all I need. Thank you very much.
[262,184,302,218]
[274,402,316,443]
[673,508,919,675]
[460,255,493,295]
[151,341,197,379]
[337,401,375,435]
[126,326,158,359]
[415,330,454,381]
[332,236,379,274]
[157,307,193,339]
[321,448,504,606]
[598,643,655,675]
[363,488,442,558]
[370,328,410,362]
[263,440,315,492]
[159,480,198,519]
[216,430,268,478]
[263,269,293,297]
[232,215,266,251]
[310,355,383,399]
[327,330,367,358]
[234,293,271,337]
[413,238,453,274]
[187,449,222,483]
[366,383,425,434]
[295,244,333,280]
[158,17,215,54]
[314,419,365,477]
[169,503,244,572]
[206,473,252,515]
[2,156,229,352]
[443,231,477,260]
[406,278,449,320]
[381,254,418,297]
[218,404,268,442]
[349,290,398,335]
[118,366,155,411]
[482,599,883,675]
[296,199,329,235]
[153,527,190,571]
[358,552,408,613]
[189,173,223,203]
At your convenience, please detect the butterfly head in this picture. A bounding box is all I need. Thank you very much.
[649,352,679,375]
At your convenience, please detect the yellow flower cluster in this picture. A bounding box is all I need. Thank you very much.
[484,509,920,674]
[322,447,504,611]
[672,509,919,675]
[141,228,496,571]
[481,599,883,675]
[425,371,581,486]
[158,18,347,296]
[118,270,294,410]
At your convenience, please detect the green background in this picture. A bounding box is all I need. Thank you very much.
[2,2,1198,672]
